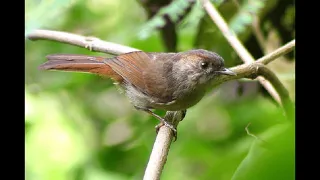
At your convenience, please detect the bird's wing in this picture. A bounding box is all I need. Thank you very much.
[106,51,175,102]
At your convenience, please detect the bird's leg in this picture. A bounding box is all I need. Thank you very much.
[154,110,187,141]
[135,107,177,140]
[145,110,177,134]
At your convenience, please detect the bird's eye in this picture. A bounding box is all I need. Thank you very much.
[200,61,209,69]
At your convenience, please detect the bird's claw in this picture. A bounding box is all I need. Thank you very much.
[155,121,178,142]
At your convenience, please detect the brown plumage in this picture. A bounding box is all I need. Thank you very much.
[39,49,236,139]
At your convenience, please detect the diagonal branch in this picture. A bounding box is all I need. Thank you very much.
[201,0,255,63]
[200,0,292,107]
[255,65,294,121]
[256,40,295,65]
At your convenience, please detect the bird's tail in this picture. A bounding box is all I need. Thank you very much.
[39,54,122,81]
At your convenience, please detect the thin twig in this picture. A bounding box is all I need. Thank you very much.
[201,0,255,63]
[27,29,139,55]
[245,123,268,145]
[201,0,282,105]
[256,40,295,65]
[245,122,259,140]
[256,65,295,120]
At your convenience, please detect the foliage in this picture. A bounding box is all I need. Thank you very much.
[138,0,196,39]
[25,0,295,180]
[229,0,266,34]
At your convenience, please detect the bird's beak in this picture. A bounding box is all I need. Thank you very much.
[216,68,236,76]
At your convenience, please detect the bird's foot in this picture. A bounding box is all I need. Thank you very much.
[134,107,179,142]
[155,121,178,142]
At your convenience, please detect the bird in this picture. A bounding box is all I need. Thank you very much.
[38,49,236,140]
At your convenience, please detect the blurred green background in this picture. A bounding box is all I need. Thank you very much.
[25,0,295,180]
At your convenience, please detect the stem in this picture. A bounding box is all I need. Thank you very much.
[256,40,295,65]
[27,29,139,55]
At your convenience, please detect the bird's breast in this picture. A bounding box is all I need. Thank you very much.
[149,85,207,111]
[123,80,207,111]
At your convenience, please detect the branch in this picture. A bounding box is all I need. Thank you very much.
[207,40,295,119]
[201,0,255,63]
[256,40,295,65]
[143,111,185,180]
[26,29,295,180]
[27,29,139,55]
[210,63,294,120]
[201,0,285,106]
[256,65,294,121]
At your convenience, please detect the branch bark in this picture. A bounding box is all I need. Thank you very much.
[143,111,184,180]
[256,40,295,65]
[26,29,295,180]
[209,63,294,120]
[28,29,139,55]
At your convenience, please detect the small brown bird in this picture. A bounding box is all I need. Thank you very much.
[39,49,236,138]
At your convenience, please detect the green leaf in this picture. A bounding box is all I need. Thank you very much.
[138,0,196,39]
[229,0,267,34]
[232,123,295,180]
